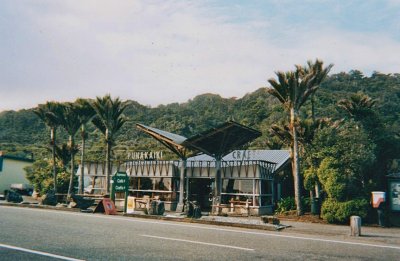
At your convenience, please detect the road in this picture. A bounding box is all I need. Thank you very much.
[1,206,399,260]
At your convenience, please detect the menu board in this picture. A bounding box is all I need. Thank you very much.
[389,181,400,211]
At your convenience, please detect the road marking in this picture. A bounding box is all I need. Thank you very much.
[3,206,400,251]
[141,234,254,251]
[0,243,84,261]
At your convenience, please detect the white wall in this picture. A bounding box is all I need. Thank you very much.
[0,158,32,193]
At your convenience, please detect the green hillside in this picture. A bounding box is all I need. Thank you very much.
[1,71,399,161]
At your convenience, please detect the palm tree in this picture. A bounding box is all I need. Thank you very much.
[267,59,333,215]
[33,102,63,194]
[91,95,127,193]
[59,103,81,198]
[338,92,376,120]
[74,99,96,194]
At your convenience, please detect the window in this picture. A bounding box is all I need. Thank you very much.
[221,178,273,207]
[129,177,178,201]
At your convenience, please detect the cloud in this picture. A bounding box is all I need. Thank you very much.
[0,0,399,111]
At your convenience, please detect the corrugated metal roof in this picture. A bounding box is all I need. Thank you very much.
[188,149,290,173]
[182,121,261,158]
[136,123,187,144]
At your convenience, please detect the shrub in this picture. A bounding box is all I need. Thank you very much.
[275,197,312,214]
[321,198,369,224]
[24,159,70,195]
[275,197,296,214]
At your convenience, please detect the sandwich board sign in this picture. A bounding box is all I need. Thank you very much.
[93,197,117,215]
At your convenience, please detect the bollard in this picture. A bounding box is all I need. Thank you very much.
[350,216,361,236]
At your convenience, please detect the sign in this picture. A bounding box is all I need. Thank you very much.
[93,198,117,215]
[389,181,400,212]
[112,172,129,193]
[111,171,129,213]
[128,151,164,160]
[126,196,136,214]
[371,191,385,208]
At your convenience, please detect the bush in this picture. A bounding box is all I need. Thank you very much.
[275,197,312,214]
[275,197,296,214]
[24,159,70,195]
[321,198,369,224]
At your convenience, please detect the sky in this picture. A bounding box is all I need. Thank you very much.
[1,0,399,111]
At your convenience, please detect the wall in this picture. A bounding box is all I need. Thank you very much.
[0,158,32,193]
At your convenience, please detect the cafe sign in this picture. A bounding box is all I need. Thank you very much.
[111,171,129,213]
[112,172,129,192]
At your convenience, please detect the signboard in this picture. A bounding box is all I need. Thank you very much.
[389,181,400,212]
[127,151,163,160]
[112,172,129,193]
[93,198,117,215]
[371,191,385,208]
[126,196,136,214]
[111,172,129,213]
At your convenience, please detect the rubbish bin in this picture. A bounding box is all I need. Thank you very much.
[186,201,201,218]
[147,200,165,215]
[311,198,320,215]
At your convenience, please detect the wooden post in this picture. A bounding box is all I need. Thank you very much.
[350,216,361,236]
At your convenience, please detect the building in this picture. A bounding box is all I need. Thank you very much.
[77,149,290,215]
[0,152,34,195]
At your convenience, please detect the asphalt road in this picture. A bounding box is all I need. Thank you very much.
[1,206,399,260]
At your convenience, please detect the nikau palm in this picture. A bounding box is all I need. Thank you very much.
[74,99,95,194]
[33,102,63,194]
[267,59,333,215]
[91,95,127,193]
[59,103,81,198]
[338,93,376,119]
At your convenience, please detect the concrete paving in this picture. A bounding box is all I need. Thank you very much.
[1,198,400,247]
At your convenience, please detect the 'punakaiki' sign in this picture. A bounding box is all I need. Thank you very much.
[127,151,164,160]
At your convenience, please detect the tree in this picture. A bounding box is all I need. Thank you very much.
[74,99,96,194]
[91,95,127,193]
[25,159,70,196]
[338,92,400,190]
[267,59,333,215]
[309,122,375,223]
[59,103,81,198]
[33,102,63,194]
[338,92,376,120]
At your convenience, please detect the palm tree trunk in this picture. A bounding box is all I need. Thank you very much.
[105,129,111,193]
[51,128,57,194]
[67,136,75,198]
[79,126,86,194]
[291,107,303,216]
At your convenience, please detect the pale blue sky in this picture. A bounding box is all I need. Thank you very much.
[1,0,399,111]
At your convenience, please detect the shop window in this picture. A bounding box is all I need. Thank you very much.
[129,177,178,201]
[222,179,253,194]
[260,180,273,194]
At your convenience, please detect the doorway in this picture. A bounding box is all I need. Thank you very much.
[188,178,214,211]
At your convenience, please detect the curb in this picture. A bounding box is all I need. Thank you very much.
[1,202,285,231]
[123,213,286,231]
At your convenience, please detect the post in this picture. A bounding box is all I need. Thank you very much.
[212,158,222,215]
[350,216,361,237]
[176,159,186,212]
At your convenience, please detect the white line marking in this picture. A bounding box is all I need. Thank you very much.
[2,206,400,251]
[141,234,254,251]
[0,243,84,261]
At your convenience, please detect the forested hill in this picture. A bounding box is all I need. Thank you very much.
[1,71,399,159]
